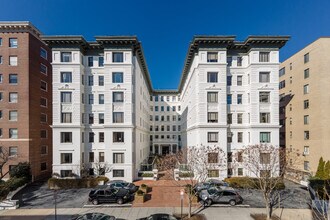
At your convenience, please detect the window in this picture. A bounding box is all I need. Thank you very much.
[60,170,72,177]
[61,92,72,103]
[304,53,309,63]
[304,69,309,79]
[260,113,270,123]
[227,114,232,124]
[207,52,218,62]
[61,153,72,164]
[99,132,104,142]
[237,132,243,143]
[0,38,2,46]
[40,130,47,138]
[237,56,243,66]
[207,132,218,143]
[303,161,310,171]
[227,76,232,86]
[9,38,18,48]
[40,63,47,75]
[41,145,48,155]
[259,92,270,103]
[227,57,232,66]
[0,110,2,119]
[207,72,218,83]
[61,52,72,62]
[279,80,285,89]
[61,132,72,143]
[260,132,271,143]
[9,56,18,66]
[40,48,47,59]
[9,111,17,121]
[237,152,243,162]
[9,128,18,139]
[304,146,309,155]
[260,153,270,164]
[113,52,123,62]
[259,72,270,83]
[304,100,309,109]
[99,152,105,162]
[88,94,94,104]
[303,84,309,94]
[88,75,94,86]
[0,92,3,101]
[98,56,104,67]
[61,72,72,83]
[40,97,47,107]
[113,169,124,177]
[89,114,94,124]
[113,92,124,102]
[237,75,243,86]
[61,113,72,123]
[89,132,94,143]
[9,147,17,156]
[112,72,123,83]
[98,75,104,86]
[99,113,104,124]
[113,153,124,163]
[279,67,285,77]
[161,106,164,111]
[227,94,232,104]
[0,128,2,137]
[88,57,93,67]
[113,132,124,142]
[207,92,218,103]
[259,52,270,62]
[237,94,243,104]
[304,115,309,125]
[9,93,18,103]
[0,56,2,64]
[304,131,310,140]
[237,113,243,124]
[8,74,18,84]
[208,170,219,178]
[0,74,2,83]
[40,162,47,171]
[99,94,104,104]
[208,153,218,163]
[40,81,47,91]
[237,168,243,176]
[208,112,218,123]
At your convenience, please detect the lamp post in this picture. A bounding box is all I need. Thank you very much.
[180,189,184,220]
[53,186,59,220]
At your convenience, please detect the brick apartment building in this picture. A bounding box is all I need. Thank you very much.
[0,22,52,181]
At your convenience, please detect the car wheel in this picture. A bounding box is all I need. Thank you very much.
[229,200,236,206]
[205,199,212,206]
[92,199,99,205]
[117,198,124,205]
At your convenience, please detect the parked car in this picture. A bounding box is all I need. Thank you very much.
[137,213,178,220]
[72,212,116,220]
[88,188,133,205]
[194,179,230,192]
[199,189,243,206]
[107,180,138,193]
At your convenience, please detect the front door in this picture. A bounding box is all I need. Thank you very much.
[162,145,170,155]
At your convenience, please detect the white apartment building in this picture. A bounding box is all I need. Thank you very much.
[43,35,289,181]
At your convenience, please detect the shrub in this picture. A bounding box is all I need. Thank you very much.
[179,172,194,178]
[47,177,106,189]
[141,184,147,188]
[139,172,153,177]
[224,177,285,190]
[9,162,31,180]
[6,177,28,191]
[136,189,145,196]
[95,176,109,183]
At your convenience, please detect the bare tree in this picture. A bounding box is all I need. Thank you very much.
[158,145,227,218]
[0,147,17,180]
[309,181,330,220]
[81,160,113,177]
[231,144,301,220]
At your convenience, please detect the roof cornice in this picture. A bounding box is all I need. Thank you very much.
[0,21,42,39]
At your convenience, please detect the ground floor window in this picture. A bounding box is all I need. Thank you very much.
[237,168,243,176]
[208,169,219,178]
[40,162,47,171]
[60,170,72,177]
[113,169,124,177]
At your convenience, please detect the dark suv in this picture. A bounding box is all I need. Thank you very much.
[199,189,243,206]
[88,188,133,205]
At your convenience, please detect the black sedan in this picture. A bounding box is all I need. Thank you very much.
[137,214,178,220]
[88,188,133,205]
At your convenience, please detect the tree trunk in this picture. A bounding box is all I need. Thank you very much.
[188,197,192,218]
[264,194,272,220]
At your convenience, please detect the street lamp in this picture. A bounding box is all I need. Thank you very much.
[180,189,184,220]
[53,185,60,220]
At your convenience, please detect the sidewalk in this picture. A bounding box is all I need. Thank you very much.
[0,207,313,220]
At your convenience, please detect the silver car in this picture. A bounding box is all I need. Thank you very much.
[199,189,243,206]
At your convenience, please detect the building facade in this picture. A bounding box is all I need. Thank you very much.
[44,33,289,181]
[0,22,52,180]
[279,37,330,183]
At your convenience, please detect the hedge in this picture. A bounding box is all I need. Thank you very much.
[224,177,285,190]
[138,172,154,177]
[179,172,194,178]
[0,177,28,201]
[48,176,109,189]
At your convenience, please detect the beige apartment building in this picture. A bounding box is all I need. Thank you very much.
[279,37,330,183]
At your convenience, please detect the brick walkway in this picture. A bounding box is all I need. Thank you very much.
[133,180,200,207]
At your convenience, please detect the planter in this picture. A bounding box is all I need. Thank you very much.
[134,194,146,203]
[140,186,151,193]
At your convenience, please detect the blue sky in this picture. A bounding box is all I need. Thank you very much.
[1,0,329,89]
